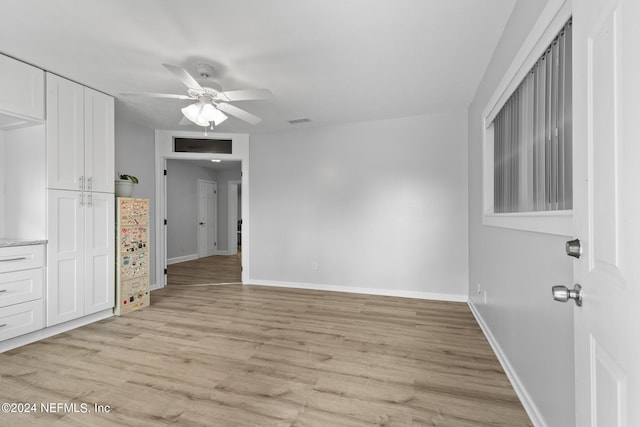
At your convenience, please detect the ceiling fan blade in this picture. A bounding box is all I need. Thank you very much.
[163,64,203,90]
[120,92,192,100]
[216,103,262,125]
[179,117,193,125]
[219,88,273,101]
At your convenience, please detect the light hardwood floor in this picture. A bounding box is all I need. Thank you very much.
[0,281,531,426]
[168,253,242,285]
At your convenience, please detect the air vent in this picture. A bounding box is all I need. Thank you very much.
[288,118,311,125]
[174,138,232,154]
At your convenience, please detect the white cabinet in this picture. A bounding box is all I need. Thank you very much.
[46,74,83,191]
[84,88,115,193]
[46,190,114,326]
[46,73,115,328]
[0,54,45,121]
[0,244,45,341]
[46,73,114,193]
[84,192,115,314]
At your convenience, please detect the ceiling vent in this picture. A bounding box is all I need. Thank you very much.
[173,138,232,154]
[288,118,311,125]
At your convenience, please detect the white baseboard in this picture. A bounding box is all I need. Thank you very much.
[248,279,467,302]
[0,309,113,353]
[167,254,198,265]
[467,301,546,427]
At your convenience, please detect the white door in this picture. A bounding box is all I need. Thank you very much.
[572,0,640,424]
[84,192,115,315]
[84,88,114,193]
[46,73,84,191]
[197,180,217,258]
[228,181,240,255]
[46,190,85,326]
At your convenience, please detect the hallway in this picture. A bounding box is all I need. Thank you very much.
[167,253,241,286]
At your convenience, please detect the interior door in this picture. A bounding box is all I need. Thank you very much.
[197,180,217,258]
[572,0,640,424]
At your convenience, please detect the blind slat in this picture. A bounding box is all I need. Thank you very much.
[493,20,572,214]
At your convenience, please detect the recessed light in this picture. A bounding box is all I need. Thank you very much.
[210,159,221,163]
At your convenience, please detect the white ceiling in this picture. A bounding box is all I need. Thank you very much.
[183,159,242,171]
[0,0,516,134]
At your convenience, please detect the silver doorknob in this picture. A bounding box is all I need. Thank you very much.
[552,284,582,306]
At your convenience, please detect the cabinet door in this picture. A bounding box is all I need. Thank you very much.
[47,190,85,326]
[84,88,114,193]
[46,74,84,191]
[0,54,45,120]
[84,192,115,314]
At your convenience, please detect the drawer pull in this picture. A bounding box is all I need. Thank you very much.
[0,324,6,328]
[0,289,6,293]
[0,257,28,262]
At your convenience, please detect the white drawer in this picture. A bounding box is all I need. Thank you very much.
[0,245,45,274]
[0,269,43,308]
[0,299,44,341]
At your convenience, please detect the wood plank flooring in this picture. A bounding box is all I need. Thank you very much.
[0,283,531,426]
[168,253,241,285]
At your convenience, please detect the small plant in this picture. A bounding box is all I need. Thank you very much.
[119,174,139,184]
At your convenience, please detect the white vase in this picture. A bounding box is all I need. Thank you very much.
[115,180,134,197]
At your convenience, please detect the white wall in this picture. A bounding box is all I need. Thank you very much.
[165,160,218,260]
[467,1,574,426]
[114,118,156,285]
[4,125,46,239]
[250,111,468,299]
[0,125,46,240]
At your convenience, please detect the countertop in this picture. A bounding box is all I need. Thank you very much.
[0,238,47,248]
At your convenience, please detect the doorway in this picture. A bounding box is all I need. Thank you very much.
[154,130,250,289]
[164,157,243,287]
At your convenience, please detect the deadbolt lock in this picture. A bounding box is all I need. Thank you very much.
[566,238,582,259]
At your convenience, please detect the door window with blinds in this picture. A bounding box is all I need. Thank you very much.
[483,17,573,235]
[494,20,572,213]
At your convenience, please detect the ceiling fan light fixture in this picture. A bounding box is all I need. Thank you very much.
[201,103,228,126]
[182,102,228,127]
[181,103,204,124]
[133,64,269,127]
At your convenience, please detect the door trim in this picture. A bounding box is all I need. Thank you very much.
[154,130,250,289]
[228,180,241,256]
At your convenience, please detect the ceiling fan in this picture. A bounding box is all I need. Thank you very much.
[121,63,273,128]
